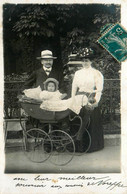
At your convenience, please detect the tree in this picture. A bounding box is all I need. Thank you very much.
[3,4,120,77]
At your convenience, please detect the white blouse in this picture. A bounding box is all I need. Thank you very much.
[72,67,104,103]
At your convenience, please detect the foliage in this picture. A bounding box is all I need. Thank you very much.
[3,4,121,78]
[93,5,120,26]
[4,73,28,81]
[13,5,55,38]
[9,4,77,38]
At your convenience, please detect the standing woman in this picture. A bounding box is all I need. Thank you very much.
[71,47,104,152]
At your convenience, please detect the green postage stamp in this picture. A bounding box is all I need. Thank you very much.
[98,23,127,62]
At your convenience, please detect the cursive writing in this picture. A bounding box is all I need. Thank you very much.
[58,175,109,181]
[65,183,83,188]
[15,183,46,187]
[87,177,127,190]
[13,177,27,181]
[51,185,62,189]
[34,175,51,182]
[13,175,127,191]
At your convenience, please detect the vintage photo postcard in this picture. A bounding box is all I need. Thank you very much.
[0,0,127,193]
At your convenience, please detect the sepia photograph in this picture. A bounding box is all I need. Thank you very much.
[3,3,122,174]
[3,3,121,173]
[1,0,127,193]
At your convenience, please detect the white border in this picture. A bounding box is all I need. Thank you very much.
[1,1,127,194]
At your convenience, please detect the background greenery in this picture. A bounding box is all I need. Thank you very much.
[3,4,120,78]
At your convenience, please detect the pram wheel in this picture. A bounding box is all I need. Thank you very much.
[49,130,75,166]
[24,128,52,163]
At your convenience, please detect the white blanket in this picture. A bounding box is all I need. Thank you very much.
[23,87,88,114]
[23,86,42,100]
[40,95,88,114]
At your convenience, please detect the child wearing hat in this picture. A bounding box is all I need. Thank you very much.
[23,78,66,101]
[23,77,88,114]
[39,78,88,114]
[39,78,67,101]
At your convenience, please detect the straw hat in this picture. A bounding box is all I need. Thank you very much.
[37,50,57,60]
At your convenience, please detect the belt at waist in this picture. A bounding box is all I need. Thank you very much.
[76,91,95,98]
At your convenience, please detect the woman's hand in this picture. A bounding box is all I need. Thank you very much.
[91,102,98,108]
[86,100,98,110]
[86,104,94,111]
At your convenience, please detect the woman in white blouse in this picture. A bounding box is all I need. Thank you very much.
[71,48,104,153]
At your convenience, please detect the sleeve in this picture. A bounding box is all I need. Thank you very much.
[22,71,36,91]
[71,71,79,99]
[94,70,104,103]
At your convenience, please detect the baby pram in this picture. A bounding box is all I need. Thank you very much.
[18,95,91,166]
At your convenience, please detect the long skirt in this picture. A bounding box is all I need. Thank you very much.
[78,106,104,153]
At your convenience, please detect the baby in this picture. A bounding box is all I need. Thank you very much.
[23,78,89,114]
[40,78,89,114]
[39,78,67,101]
[23,78,67,101]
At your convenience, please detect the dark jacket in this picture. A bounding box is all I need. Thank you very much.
[23,67,65,93]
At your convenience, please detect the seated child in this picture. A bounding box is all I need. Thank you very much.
[39,78,88,114]
[39,78,67,101]
[23,78,89,114]
[40,78,69,132]
[23,78,67,101]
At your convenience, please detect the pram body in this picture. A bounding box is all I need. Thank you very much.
[19,96,91,166]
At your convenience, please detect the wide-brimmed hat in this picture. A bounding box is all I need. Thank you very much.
[43,78,59,91]
[37,50,57,60]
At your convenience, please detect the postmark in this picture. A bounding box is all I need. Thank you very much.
[98,23,127,62]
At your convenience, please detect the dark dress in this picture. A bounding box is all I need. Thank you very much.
[79,106,104,153]
[86,107,104,152]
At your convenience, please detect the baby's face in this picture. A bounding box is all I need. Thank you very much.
[47,82,56,92]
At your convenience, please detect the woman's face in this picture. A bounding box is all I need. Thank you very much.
[47,82,56,92]
[82,58,92,68]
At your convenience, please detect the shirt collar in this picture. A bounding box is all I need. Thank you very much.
[82,66,92,71]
